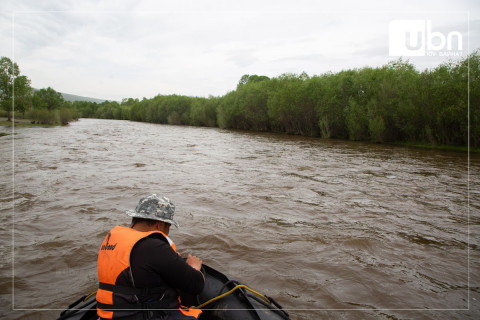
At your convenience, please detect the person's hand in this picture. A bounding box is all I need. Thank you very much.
[186,254,202,271]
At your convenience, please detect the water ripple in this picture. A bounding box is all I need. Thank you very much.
[0,119,478,319]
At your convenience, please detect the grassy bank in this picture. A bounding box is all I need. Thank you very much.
[0,113,77,127]
[392,141,479,153]
[0,117,57,127]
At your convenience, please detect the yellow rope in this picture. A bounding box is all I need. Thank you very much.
[191,284,271,309]
[84,291,97,302]
[86,285,270,310]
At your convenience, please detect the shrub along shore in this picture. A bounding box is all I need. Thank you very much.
[2,52,478,150]
[74,52,479,150]
[0,108,78,126]
[1,56,79,126]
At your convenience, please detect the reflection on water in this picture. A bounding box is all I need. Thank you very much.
[0,119,479,319]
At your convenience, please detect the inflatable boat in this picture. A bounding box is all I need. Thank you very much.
[57,264,290,320]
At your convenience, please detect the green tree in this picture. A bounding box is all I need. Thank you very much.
[233,79,271,131]
[423,57,469,146]
[94,101,120,119]
[238,74,270,87]
[315,71,354,139]
[217,91,237,129]
[345,97,369,140]
[59,51,477,149]
[189,96,218,127]
[468,51,480,148]
[33,87,64,110]
[268,73,317,135]
[0,57,18,121]
[13,75,33,117]
[0,56,32,121]
[378,60,420,142]
[72,100,97,118]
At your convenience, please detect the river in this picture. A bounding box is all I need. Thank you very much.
[0,118,479,319]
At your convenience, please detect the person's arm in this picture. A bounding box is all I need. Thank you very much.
[186,254,203,271]
[136,238,205,294]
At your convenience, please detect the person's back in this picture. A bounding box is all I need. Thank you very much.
[96,194,204,320]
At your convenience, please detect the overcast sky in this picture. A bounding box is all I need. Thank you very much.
[1,0,479,101]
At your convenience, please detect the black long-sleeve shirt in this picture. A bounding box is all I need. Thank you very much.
[115,233,204,300]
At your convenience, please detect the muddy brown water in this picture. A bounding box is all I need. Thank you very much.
[0,118,479,319]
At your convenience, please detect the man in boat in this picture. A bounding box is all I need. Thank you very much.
[96,193,205,320]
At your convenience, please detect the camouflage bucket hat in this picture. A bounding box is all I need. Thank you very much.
[126,194,179,228]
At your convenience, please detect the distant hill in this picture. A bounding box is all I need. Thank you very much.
[61,92,109,103]
[32,88,110,103]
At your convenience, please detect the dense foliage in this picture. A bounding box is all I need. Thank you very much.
[0,56,33,121]
[0,56,78,125]
[75,52,478,148]
[1,52,477,148]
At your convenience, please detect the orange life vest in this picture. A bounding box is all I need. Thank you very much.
[96,225,201,319]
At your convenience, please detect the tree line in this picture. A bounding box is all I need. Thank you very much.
[75,52,478,148]
[0,57,78,125]
[1,52,478,148]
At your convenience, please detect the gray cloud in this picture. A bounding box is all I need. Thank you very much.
[0,0,478,101]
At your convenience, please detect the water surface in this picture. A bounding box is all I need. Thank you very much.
[0,119,478,319]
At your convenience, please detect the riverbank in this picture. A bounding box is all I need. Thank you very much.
[0,118,59,138]
[0,117,64,127]
[392,141,479,153]
[224,124,477,153]
[2,116,475,153]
